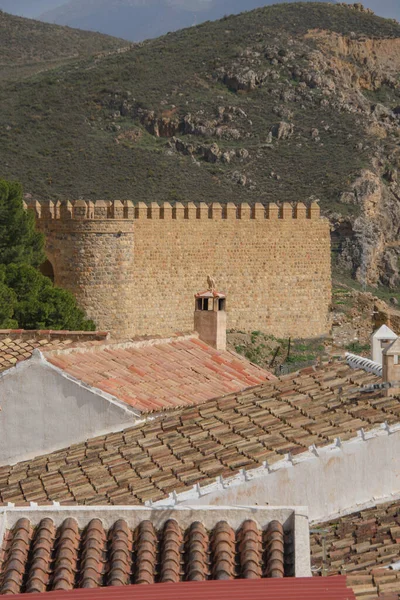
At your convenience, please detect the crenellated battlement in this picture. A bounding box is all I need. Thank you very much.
[29,195,330,340]
[24,199,128,221]
[24,199,321,221]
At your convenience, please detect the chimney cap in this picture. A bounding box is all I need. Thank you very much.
[372,325,398,341]
[383,337,400,356]
[195,290,226,299]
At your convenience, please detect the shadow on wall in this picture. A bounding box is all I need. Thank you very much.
[40,259,55,282]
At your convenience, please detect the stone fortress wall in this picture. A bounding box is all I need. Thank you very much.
[26,199,332,339]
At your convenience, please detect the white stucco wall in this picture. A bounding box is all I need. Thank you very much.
[154,424,400,524]
[0,352,140,466]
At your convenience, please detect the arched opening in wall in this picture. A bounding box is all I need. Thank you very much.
[40,259,55,283]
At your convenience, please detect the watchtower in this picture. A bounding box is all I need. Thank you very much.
[25,199,136,338]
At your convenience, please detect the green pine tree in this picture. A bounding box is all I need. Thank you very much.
[0,180,45,267]
[0,179,95,331]
[0,268,17,328]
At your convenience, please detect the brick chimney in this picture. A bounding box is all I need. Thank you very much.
[194,289,226,351]
[382,338,400,396]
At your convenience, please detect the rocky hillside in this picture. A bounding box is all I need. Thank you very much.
[1,2,400,289]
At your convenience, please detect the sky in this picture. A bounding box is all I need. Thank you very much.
[0,0,399,28]
[363,0,400,20]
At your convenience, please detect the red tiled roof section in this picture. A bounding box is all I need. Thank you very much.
[0,330,108,373]
[0,518,288,595]
[0,363,395,507]
[0,578,357,600]
[311,500,400,599]
[44,335,273,412]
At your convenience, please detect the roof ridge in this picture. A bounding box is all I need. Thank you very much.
[43,331,199,357]
[0,329,109,341]
[225,348,277,376]
[142,381,273,415]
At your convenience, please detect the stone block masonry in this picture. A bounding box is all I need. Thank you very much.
[25,199,331,339]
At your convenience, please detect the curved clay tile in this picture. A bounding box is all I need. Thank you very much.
[185,521,209,582]
[107,519,132,586]
[210,522,236,580]
[26,518,56,593]
[1,518,32,595]
[160,520,183,583]
[135,521,157,585]
[80,519,106,588]
[51,518,80,590]
[264,521,285,578]
[237,520,262,579]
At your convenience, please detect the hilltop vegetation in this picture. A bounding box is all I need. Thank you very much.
[1,3,400,288]
[0,10,129,79]
[37,0,335,42]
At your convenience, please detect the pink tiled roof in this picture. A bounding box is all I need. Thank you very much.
[44,334,273,412]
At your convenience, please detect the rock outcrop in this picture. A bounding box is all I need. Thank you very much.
[169,137,250,165]
[271,121,294,140]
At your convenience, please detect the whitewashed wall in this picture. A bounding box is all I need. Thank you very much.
[154,425,400,524]
[0,352,139,466]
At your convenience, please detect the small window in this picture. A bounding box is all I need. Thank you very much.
[197,298,210,311]
[218,298,226,311]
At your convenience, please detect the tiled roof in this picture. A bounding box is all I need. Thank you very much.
[0,330,108,373]
[0,514,288,594]
[0,578,357,600]
[0,362,396,506]
[311,500,400,599]
[44,334,272,412]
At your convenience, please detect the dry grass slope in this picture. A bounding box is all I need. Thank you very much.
[0,3,399,215]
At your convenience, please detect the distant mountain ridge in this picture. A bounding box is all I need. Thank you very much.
[1,0,399,41]
[0,1,65,18]
[38,0,337,41]
[0,10,128,80]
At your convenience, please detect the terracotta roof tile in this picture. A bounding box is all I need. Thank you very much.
[0,331,108,373]
[0,362,395,506]
[312,500,400,598]
[0,517,288,594]
[0,577,358,600]
[43,335,272,412]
